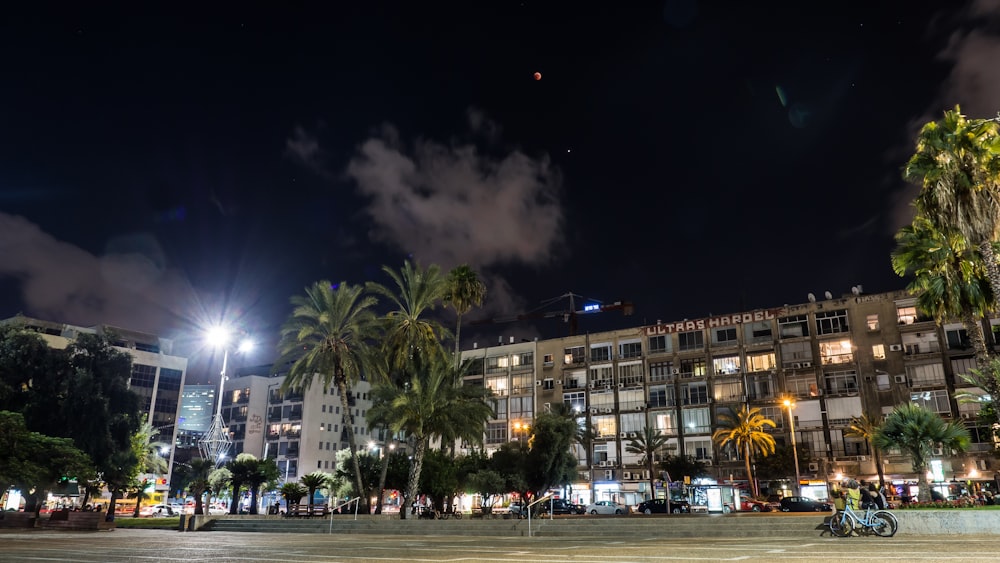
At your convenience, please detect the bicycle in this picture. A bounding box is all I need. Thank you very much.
[437,505,463,520]
[829,499,898,537]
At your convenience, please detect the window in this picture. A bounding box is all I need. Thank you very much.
[786,374,820,398]
[681,408,711,434]
[745,352,776,372]
[130,364,157,388]
[744,321,773,343]
[564,346,585,364]
[593,443,608,463]
[648,334,672,354]
[819,339,854,365]
[509,396,534,419]
[493,397,508,419]
[946,328,971,350]
[778,315,810,338]
[897,306,917,325]
[866,314,880,331]
[872,344,885,360]
[712,355,741,375]
[592,415,617,438]
[712,327,738,346]
[543,378,554,390]
[910,389,951,414]
[563,391,586,413]
[590,343,612,362]
[564,370,584,389]
[712,380,742,403]
[687,438,713,461]
[652,410,677,435]
[759,406,783,428]
[619,341,642,359]
[746,373,775,400]
[486,422,507,444]
[511,373,532,391]
[466,358,484,375]
[649,361,674,382]
[678,331,704,351]
[486,356,508,374]
[543,353,554,366]
[486,375,508,396]
[649,385,673,408]
[780,341,814,365]
[679,357,706,378]
[589,365,614,386]
[618,362,643,385]
[824,369,859,395]
[681,382,709,405]
[906,363,946,388]
[512,352,534,368]
[815,310,849,335]
[952,357,977,382]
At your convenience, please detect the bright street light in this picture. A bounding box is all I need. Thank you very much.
[783,398,801,495]
[199,325,253,467]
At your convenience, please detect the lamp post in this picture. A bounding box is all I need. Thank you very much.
[199,326,253,467]
[783,398,801,495]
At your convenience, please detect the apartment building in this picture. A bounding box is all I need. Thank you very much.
[228,364,373,481]
[460,289,997,503]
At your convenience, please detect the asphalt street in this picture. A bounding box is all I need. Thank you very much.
[0,529,994,562]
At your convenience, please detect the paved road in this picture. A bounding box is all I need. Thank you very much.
[0,529,993,562]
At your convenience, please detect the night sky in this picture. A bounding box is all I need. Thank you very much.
[1,2,997,381]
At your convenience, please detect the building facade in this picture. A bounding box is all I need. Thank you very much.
[1,315,189,494]
[228,364,374,482]
[460,289,997,504]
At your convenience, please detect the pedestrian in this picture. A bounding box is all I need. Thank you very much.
[865,483,887,510]
[842,478,861,510]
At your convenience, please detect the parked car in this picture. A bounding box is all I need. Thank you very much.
[508,501,527,518]
[778,496,832,512]
[141,504,175,517]
[539,498,584,515]
[585,500,628,515]
[734,499,771,512]
[635,498,690,514]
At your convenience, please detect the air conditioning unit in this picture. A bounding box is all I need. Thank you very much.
[598,460,608,467]
[932,447,944,456]
[642,471,651,480]
[801,361,812,368]
[628,432,637,438]
[605,384,612,390]
[635,405,644,411]
[791,362,802,369]
[556,380,562,386]
[808,462,819,472]
[618,383,624,388]
[603,408,613,414]
[604,470,614,480]
[619,432,628,439]
[590,408,598,415]
[858,456,867,461]
[671,368,680,375]
[889,344,903,352]
[894,375,907,384]
[622,471,632,480]
[961,413,972,420]
[535,380,542,386]
[589,382,597,389]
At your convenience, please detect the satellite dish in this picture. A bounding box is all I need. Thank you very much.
[851,286,860,296]
[807,293,816,303]
[824,291,833,300]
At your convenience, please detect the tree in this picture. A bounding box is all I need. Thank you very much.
[466,469,506,513]
[905,105,1000,311]
[366,260,450,379]
[300,471,331,514]
[276,280,379,514]
[872,403,971,502]
[522,411,578,506]
[845,414,886,491]
[661,454,710,484]
[444,264,486,364]
[208,466,232,508]
[418,448,459,512]
[225,453,260,514]
[182,458,215,515]
[625,426,672,507]
[130,415,169,517]
[245,457,280,515]
[280,482,307,509]
[712,406,776,497]
[367,353,493,519]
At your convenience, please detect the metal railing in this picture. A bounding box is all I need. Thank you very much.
[526,493,554,538]
[328,496,362,532]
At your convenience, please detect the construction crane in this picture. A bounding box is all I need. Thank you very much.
[469,292,634,336]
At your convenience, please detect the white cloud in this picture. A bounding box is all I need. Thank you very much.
[345,112,565,269]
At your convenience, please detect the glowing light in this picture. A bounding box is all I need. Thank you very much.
[533,72,542,80]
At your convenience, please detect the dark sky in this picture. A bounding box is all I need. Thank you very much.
[1,1,997,381]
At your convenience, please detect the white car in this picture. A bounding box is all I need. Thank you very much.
[140,504,176,517]
[584,501,627,515]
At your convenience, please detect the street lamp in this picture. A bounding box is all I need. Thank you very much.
[783,398,801,495]
[199,326,253,467]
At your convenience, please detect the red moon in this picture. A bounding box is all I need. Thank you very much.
[533,72,542,81]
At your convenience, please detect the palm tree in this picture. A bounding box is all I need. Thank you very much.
[844,414,886,491]
[872,403,971,502]
[245,457,280,515]
[276,280,379,514]
[892,215,994,367]
[712,406,776,497]
[280,482,307,511]
[130,416,168,518]
[905,105,1000,310]
[625,426,672,511]
[445,264,487,364]
[549,402,596,500]
[299,471,330,514]
[366,260,450,379]
[367,353,494,519]
[225,454,259,514]
[186,458,214,515]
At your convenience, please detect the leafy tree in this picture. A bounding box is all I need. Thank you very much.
[0,410,93,511]
[276,280,379,514]
[523,410,578,502]
[489,442,529,500]
[625,426,672,506]
[208,466,232,508]
[444,264,486,364]
[873,403,971,502]
[661,454,710,485]
[752,445,798,482]
[245,456,280,514]
[845,414,886,491]
[418,448,459,512]
[466,469,506,513]
[300,471,332,514]
[905,105,1000,311]
[712,406,776,497]
[130,415,169,517]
